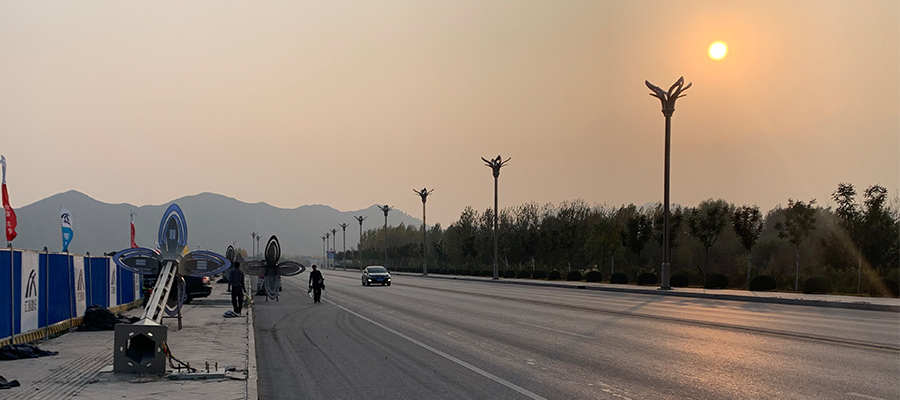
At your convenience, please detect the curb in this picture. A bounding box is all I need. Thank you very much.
[394,273,900,313]
[247,304,258,400]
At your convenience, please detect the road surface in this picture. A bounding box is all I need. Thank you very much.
[253,270,900,400]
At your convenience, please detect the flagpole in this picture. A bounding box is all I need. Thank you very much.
[9,244,14,344]
[67,250,74,332]
[44,246,49,340]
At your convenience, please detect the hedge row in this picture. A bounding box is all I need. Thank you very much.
[387,268,899,297]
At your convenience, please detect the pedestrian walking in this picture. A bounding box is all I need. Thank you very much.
[309,264,324,303]
[230,262,246,314]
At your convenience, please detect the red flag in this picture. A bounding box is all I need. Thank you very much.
[130,213,137,248]
[2,183,16,242]
[1,156,15,242]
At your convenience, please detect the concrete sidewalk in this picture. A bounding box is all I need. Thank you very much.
[395,272,900,312]
[0,282,256,400]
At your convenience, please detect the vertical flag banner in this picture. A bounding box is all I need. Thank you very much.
[109,258,118,307]
[130,213,137,248]
[73,256,86,317]
[1,155,17,242]
[21,251,39,333]
[61,207,73,252]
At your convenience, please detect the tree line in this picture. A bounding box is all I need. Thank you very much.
[337,183,899,296]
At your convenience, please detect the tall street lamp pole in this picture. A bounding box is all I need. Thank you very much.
[646,76,692,291]
[331,228,337,269]
[321,235,326,268]
[251,232,257,259]
[377,205,391,269]
[354,216,366,268]
[338,224,348,270]
[414,188,434,275]
[325,232,331,268]
[482,156,510,280]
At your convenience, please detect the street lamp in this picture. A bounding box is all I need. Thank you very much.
[414,188,434,275]
[321,235,326,268]
[325,232,331,268]
[377,205,391,269]
[251,232,257,259]
[339,223,349,270]
[646,76,692,291]
[331,228,338,269]
[482,155,510,280]
[354,216,367,268]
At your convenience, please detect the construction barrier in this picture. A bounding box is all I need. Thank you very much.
[0,248,142,346]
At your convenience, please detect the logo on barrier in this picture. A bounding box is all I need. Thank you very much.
[24,269,37,313]
[76,268,86,302]
[25,269,37,298]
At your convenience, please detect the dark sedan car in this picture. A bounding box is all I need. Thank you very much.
[143,274,212,304]
[361,266,391,286]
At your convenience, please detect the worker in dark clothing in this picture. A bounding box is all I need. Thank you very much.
[308,264,324,303]
[230,262,245,314]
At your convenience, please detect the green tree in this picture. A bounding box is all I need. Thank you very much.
[620,206,653,273]
[733,205,764,288]
[585,209,620,276]
[775,199,818,292]
[687,199,733,279]
[653,204,684,259]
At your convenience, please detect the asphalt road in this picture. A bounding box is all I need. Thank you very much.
[253,270,900,400]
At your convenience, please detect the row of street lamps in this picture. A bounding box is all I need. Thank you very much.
[251,77,689,287]
[315,155,510,279]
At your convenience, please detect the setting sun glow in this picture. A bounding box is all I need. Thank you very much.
[709,41,727,60]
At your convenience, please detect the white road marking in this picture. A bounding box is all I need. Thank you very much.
[329,300,548,400]
[847,393,886,400]
[517,321,593,339]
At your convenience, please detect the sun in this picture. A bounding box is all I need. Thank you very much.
[708,41,727,60]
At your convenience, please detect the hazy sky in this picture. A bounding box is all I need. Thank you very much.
[1,0,897,226]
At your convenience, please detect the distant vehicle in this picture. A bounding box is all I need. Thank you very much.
[362,266,391,286]
[142,274,212,304]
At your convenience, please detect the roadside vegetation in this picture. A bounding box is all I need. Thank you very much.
[342,183,899,297]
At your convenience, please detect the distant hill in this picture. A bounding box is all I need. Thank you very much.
[10,190,421,257]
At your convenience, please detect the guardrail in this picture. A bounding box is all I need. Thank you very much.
[0,248,143,346]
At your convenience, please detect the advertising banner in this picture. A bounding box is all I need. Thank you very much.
[134,272,140,302]
[109,258,117,307]
[20,251,38,332]
[73,256,86,317]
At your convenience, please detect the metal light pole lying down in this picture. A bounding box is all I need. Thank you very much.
[112,204,231,374]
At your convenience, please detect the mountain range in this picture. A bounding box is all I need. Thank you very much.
[10,190,421,257]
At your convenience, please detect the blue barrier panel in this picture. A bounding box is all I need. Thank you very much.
[88,257,108,308]
[39,253,48,334]
[11,251,22,334]
[0,249,11,339]
[82,256,92,310]
[120,267,134,305]
[48,254,73,325]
